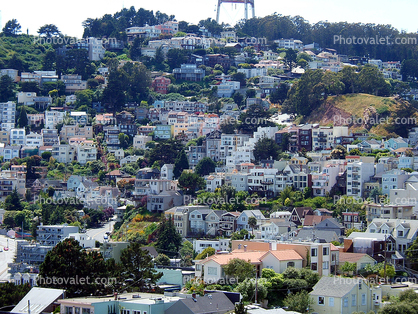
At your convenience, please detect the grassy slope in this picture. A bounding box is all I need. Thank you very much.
[305,93,411,137]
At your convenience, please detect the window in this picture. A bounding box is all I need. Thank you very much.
[352,294,357,306]
[287,262,295,267]
[329,297,334,307]
[121,310,130,314]
[398,230,404,237]
[75,308,80,314]
[65,308,73,314]
[311,248,317,257]
[322,261,329,269]
[318,296,324,305]
[343,297,348,307]
[133,311,141,314]
[311,263,318,271]
[362,293,366,305]
[323,247,329,255]
[208,267,217,275]
[82,309,90,314]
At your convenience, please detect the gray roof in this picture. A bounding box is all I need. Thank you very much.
[315,218,344,230]
[12,287,65,314]
[167,292,234,314]
[310,276,359,298]
[367,218,418,240]
[294,229,340,243]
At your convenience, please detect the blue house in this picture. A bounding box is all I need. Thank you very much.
[384,137,408,150]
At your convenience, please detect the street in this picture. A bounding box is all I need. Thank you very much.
[86,218,116,243]
[0,236,17,281]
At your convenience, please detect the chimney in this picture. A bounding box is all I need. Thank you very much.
[244,245,247,252]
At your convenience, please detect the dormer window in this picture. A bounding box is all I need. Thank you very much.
[398,230,404,237]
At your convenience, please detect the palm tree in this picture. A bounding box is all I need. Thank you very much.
[248,216,257,236]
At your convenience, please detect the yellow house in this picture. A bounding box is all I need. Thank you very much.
[310,277,381,314]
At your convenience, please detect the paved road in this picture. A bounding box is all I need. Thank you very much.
[86,218,116,243]
[0,236,17,281]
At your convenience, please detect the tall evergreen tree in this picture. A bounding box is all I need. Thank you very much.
[4,188,23,211]
[173,149,189,178]
[17,106,28,128]
[155,217,182,257]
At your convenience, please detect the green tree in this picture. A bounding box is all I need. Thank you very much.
[253,138,280,162]
[330,145,347,159]
[340,261,357,274]
[38,238,110,297]
[41,151,52,161]
[154,253,171,266]
[2,19,21,36]
[17,106,28,128]
[248,216,257,235]
[4,188,23,211]
[173,149,189,178]
[220,118,237,134]
[195,247,216,260]
[0,75,15,102]
[283,290,313,313]
[195,157,216,176]
[119,242,163,291]
[223,258,255,281]
[234,301,248,314]
[155,217,182,257]
[406,237,418,270]
[178,172,205,196]
[149,139,184,167]
[283,49,297,72]
[0,282,31,309]
[345,227,360,237]
[118,133,130,149]
[179,240,194,266]
[235,278,268,302]
[38,24,61,37]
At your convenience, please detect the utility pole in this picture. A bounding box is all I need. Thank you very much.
[384,234,387,283]
[255,270,258,304]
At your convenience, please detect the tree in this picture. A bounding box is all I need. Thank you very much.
[0,75,15,102]
[155,217,182,257]
[4,188,23,211]
[178,172,205,196]
[41,151,52,161]
[345,227,360,237]
[149,139,184,167]
[253,138,280,162]
[220,118,237,134]
[38,238,110,297]
[17,106,28,128]
[234,301,248,314]
[154,253,171,266]
[235,278,268,302]
[248,216,257,235]
[119,242,163,291]
[223,258,255,281]
[283,49,297,72]
[0,282,31,310]
[330,145,347,159]
[38,24,61,37]
[406,237,418,270]
[340,261,357,274]
[195,157,216,176]
[195,247,215,260]
[282,290,313,313]
[173,149,189,179]
[2,19,21,36]
[118,133,130,149]
[179,240,194,266]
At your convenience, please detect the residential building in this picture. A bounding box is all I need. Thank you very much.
[346,159,375,198]
[45,110,65,129]
[0,101,16,131]
[0,130,9,145]
[0,69,19,82]
[342,212,362,230]
[51,144,75,164]
[338,252,376,273]
[61,74,87,93]
[381,169,409,196]
[116,111,137,136]
[166,292,234,314]
[100,241,130,262]
[274,38,304,50]
[173,64,205,81]
[154,125,173,139]
[152,76,171,94]
[384,137,408,151]
[238,67,268,78]
[76,143,97,164]
[60,125,93,142]
[104,125,120,148]
[41,128,60,146]
[193,239,231,254]
[36,224,79,246]
[310,277,381,314]
[25,132,43,147]
[366,203,414,222]
[133,134,152,150]
[9,128,25,145]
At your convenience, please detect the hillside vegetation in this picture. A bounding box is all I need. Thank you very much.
[305,93,417,137]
